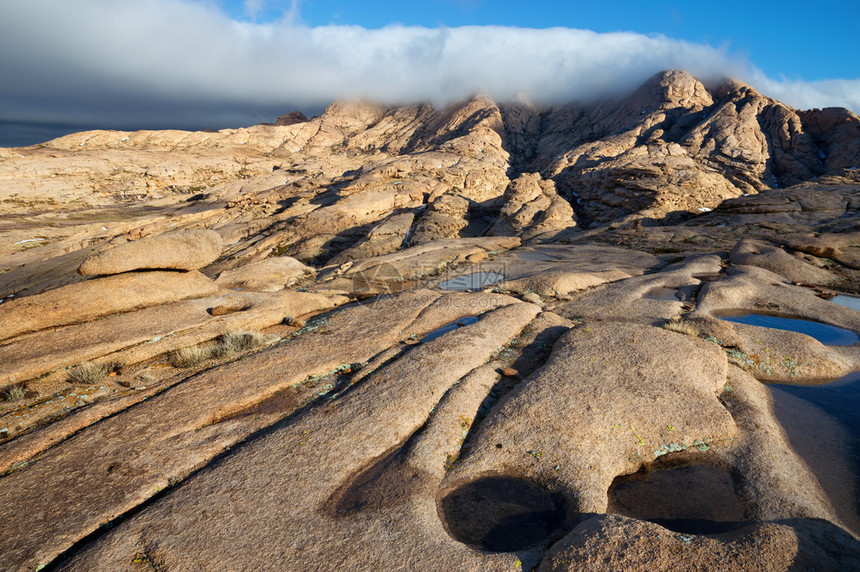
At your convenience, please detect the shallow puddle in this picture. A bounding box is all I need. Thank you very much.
[643,286,680,301]
[607,463,748,534]
[438,272,505,291]
[421,316,478,343]
[717,312,860,345]
[770,371,860,534]
[832,295,860,312]
[438,476,569,551]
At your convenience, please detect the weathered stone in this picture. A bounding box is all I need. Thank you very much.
[1,70,860,571]
[78,230,223,275]
[0,290,340,391]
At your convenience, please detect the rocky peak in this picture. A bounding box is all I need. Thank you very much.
[633,69,714,112]
[274,111,309,126]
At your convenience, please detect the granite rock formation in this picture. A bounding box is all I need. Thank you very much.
[1,70,859,571]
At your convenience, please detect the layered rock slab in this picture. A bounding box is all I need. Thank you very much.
[0,290,437,570]
[0,270,219,341]
[0,290,338,387]
[487,243,660,297]
[53,302,541,571]
[729,239,837,285]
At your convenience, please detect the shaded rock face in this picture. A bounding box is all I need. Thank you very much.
[1,70,860,571]
[273,111,309,126]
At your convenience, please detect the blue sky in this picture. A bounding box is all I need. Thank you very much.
[0,0,858,146]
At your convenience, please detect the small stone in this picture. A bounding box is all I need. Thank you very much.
[500,367,518,377]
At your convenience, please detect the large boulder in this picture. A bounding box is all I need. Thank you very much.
[78,230,223,275]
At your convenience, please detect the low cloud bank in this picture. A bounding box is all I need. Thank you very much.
[0,0,857,145]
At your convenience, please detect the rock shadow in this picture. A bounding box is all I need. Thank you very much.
[607,461,749,535]
[323,442,432,518]
[438,476,570,552]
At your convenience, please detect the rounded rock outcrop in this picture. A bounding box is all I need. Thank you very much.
[78,230,223,275]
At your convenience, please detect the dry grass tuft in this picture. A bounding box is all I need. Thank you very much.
[169,345,214,368]
[169,331,268,368]
[67,360,123,385]
[67,362,110,385]
[1,383,27,402]
[662,316,697,337]
[218,331,267,354]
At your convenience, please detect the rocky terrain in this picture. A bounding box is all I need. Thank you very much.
[1,70,859,571]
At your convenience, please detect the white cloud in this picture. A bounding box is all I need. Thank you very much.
[0,0,856,143]
[748,72,860,113]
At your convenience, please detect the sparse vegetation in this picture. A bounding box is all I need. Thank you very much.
[169,331,268,368]
[137,371,156,384]
[169,345,213,368]
[1,383,27,402]
[218,331,268,354]
[67,361,122,385]
[444,453,457,472]
[662,316,697,337]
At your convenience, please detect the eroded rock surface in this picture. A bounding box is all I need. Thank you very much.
[1,70,859,571]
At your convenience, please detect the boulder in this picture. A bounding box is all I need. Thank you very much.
[489,173,576,238]
[78,230,223,275]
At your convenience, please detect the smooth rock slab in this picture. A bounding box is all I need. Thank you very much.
[78,229,223,275]
[729,238,836,285]
[540,515,860,572]
[0,290,339,388]
[0,290,442,570]
[0,270,220,341]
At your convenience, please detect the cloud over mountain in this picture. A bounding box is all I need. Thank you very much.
[0,0,857,143]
